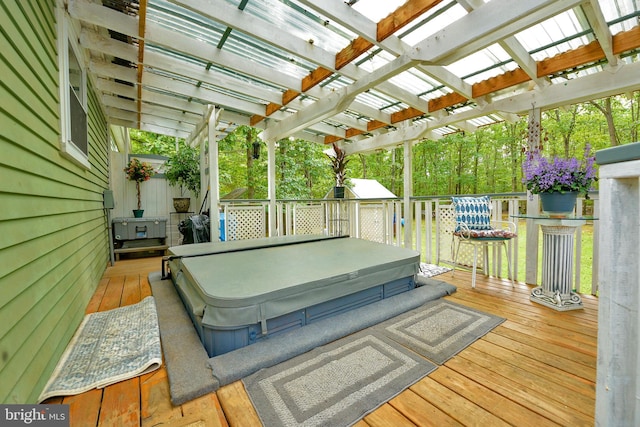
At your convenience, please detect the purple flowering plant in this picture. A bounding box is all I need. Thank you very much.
[522,145,597,198]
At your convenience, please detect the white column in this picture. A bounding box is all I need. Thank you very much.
[541,225,576,295]
[266,138,277,236]
[596,158,640,426]
[208,107,220,241]
[403,138,413,248]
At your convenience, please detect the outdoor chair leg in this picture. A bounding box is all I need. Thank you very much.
[483,243,489,274]
[503,242,515,288]
[471,244,478,289]
[452,239,461,278]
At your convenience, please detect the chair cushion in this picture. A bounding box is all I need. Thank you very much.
[452,196,492,231]
[453,229,517,240]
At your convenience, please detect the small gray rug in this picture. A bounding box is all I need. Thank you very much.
[418,262,452,279]
[374,299,505,365]
[38,296,162,402]
[243,330,436,427]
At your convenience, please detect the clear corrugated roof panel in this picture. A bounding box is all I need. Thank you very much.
[514,9,591,61]
[148,0,319,83]
[388,70,438,97]
[242,0,356,54]
[396,1,467,46]
[446,44,516,84]
[600,0,640,33]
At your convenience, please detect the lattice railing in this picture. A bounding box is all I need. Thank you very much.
[437,204,484,269]
[224,206,266,240]
[293,204,325,235]
[358,204,386,243]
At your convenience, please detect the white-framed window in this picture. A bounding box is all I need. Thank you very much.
[57,2,90,168]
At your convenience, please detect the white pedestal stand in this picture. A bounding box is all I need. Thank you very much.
[529,218,585,311]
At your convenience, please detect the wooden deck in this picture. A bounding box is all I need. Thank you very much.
[45,256,597,426]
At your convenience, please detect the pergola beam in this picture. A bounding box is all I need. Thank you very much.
[110,118,191,139]
[81,28,284,105]
[262,54,415,142]
[73,0,393,141]
[69,0,640,153]
[456,0,548,87]
[265,0,583,143]
[582,0,617,66]
[101,95,202,126]
[298,0,472,98]
[169,0,426,111]
[346,59,640,154]
[411,0,584,65]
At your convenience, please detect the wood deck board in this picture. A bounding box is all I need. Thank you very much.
[361,402,416,427]
[427,365,562,427]
[122,275,142,307]
[463,341,596,398]
[216,382,261,427]
[456,345,596,414]
[57,257,596,426]
[99,276,125,312]
[63,389,102,427]
[98,378,141,427]
[409,376,511,427]
[445,355,594,426]
[388,389,462,426]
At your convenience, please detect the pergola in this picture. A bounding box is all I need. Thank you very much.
[71,0,640,152]
[70,0,640,241]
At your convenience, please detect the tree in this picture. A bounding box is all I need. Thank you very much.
[141,91,636,201]
[589,97,619,146]
[129,129,178,155]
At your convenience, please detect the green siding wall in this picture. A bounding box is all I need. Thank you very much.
[0,0,110,403]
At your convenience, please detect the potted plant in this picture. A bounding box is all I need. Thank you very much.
[124,158,155,217]
[327,142,350,198]
[164,145,201,213]
[522,144,597,215]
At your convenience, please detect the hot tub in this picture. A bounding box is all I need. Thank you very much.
[166,235,420,356]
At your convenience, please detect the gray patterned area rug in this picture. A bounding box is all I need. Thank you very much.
[244,300,503,426]
[374,299,505,365]
[243,330,436,427]
[38,296,162,402]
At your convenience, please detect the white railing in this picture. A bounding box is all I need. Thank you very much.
[217,193,599,295]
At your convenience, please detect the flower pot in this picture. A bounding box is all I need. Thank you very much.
[173,197,191,213]
[539,192,578,216]
[133,209,144,218]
